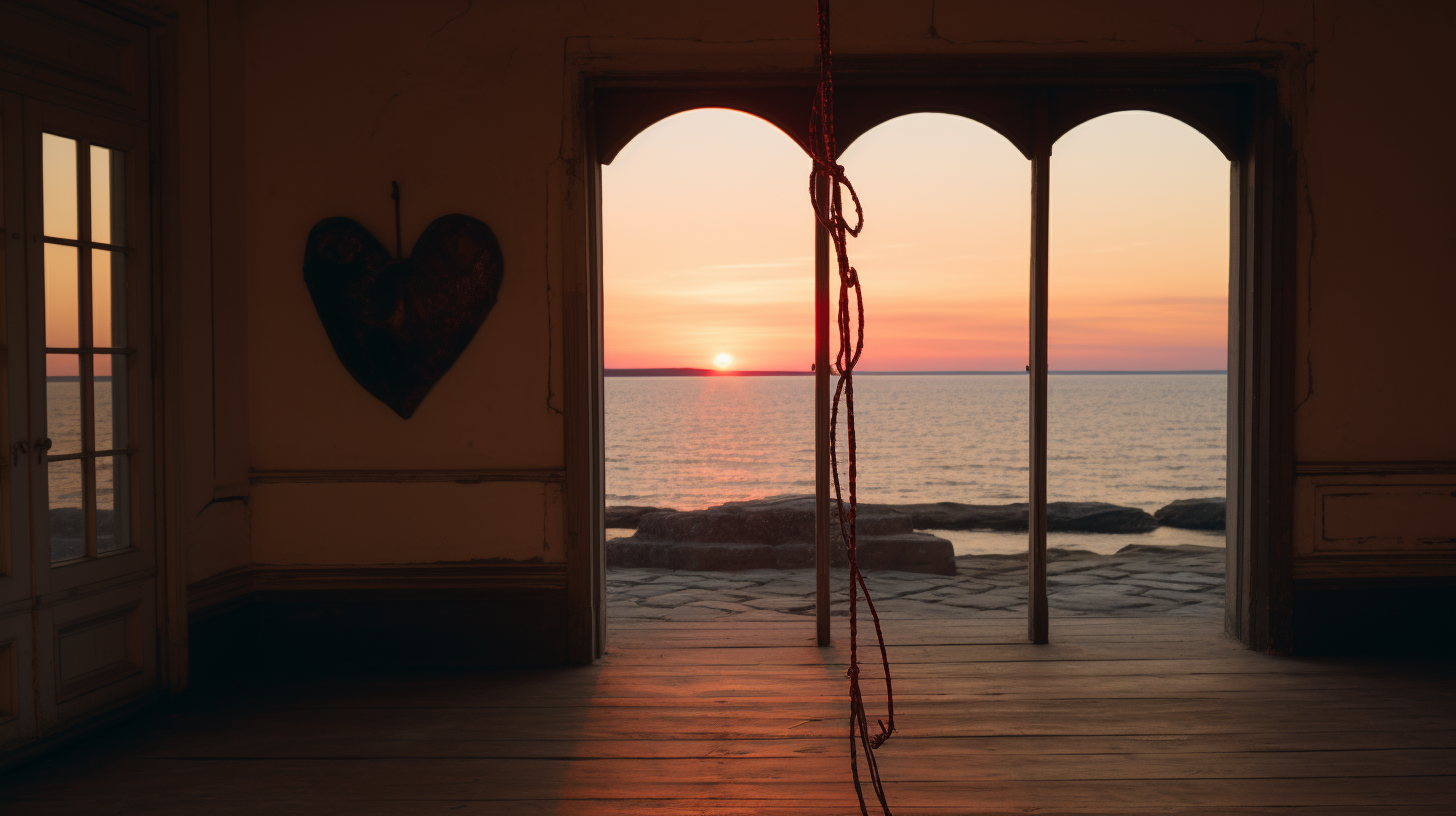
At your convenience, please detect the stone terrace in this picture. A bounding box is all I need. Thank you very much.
[609,544,1224,622]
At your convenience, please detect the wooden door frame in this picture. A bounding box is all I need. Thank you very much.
[0,0,184,713]
[565,54,1298,662]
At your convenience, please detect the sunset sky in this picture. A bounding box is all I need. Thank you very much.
[603,108,1229,372]
[44,134,121,377]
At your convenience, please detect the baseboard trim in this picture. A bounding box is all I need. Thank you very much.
[1293,578,1456,655]
[188,563,572,671]
[1296,460,1456,475]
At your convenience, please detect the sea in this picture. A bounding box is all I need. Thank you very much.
[606,373,1227,555]
[46,377,125,560]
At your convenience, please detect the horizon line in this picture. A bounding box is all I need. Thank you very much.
[605,368,1228,377]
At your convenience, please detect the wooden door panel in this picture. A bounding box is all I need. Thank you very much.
[24,99,153,599]
[0,89,27,610]
[35,580,154,732]
[0,1,166,762]
[0,611,34,754]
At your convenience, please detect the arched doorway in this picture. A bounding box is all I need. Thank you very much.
[576,67,1293,659]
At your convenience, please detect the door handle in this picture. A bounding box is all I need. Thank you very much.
[34,438,50,464]
[9,441,26,468]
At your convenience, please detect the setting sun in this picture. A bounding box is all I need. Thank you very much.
[713,353,734,369]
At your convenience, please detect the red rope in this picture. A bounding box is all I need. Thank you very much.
[808,3,895,813]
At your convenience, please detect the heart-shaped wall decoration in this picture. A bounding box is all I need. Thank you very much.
[303,214,504,419]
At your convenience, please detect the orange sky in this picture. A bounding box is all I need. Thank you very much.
[603,108,1228,371]
[44,135,119,376]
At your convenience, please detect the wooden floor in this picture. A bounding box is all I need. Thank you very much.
[2,616,1454,814]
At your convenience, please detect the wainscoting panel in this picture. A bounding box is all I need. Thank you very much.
[1292,464,1456,653]
[39,581,158,731]
[55,604,141,703]
[1295,467,1456,579]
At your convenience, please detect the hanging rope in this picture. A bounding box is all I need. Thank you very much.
[808,2,895,813]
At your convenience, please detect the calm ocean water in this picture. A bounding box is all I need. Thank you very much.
[46,379,126,560]
[605,374,1227,555]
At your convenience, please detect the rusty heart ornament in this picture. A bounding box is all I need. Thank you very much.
[303,214,504,418]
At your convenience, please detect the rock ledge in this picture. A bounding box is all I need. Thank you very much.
[612,496,956,575]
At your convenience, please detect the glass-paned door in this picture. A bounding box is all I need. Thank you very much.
[22,100,156,730]
[40,133,132,563]
[1,2,160,753]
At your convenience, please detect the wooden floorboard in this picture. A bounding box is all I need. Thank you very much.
[0,617,1452,814]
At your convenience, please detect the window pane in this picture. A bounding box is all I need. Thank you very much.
[89,145,122,245]
[46,355,82,456]
[48,458,83,562]
[92,250,126,347]
[44,244,79,348]
[96,354,128,451]
[43,134,78,240]
[97,455,129,554]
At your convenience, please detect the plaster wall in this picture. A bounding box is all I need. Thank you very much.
[225,0,1452,571]
[172,0,252,585]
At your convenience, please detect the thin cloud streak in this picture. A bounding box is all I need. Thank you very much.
[605,110,1229,371]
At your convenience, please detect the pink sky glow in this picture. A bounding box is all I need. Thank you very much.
[603,109,1229,371]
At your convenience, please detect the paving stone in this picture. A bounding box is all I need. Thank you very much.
[708,569,781,581]
[688,600,760,614]
[1166,601,1225,616]
[751,584,816,596]
[1047,574,1105,586]
[1049,585,1159,612]
[1144,588,1219,603]
[964,574,1025,587]
[1161,559,1225,571]
[653,588,754,604]
[872,571,958,584]
[866,580,941,595]
[683,578,760,590]
[900,587,974,602]
[1127,571,1224,586]
[624,584,690,598]
[1122,578,1212,592]
[609,548,1227,621]
[946,578,999,592]
[742,596,817,613]
[1047,561,1103,575]
[637,591,706,608]
[944,588,1027,610]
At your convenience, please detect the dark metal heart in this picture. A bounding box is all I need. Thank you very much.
[303,214,504,418]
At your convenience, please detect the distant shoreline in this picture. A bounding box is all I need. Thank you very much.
[605,368,1227,377]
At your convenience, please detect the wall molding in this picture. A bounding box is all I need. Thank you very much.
[1294,555,1456,582]
[247,469,566,485]
[1296,461,1456,475]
